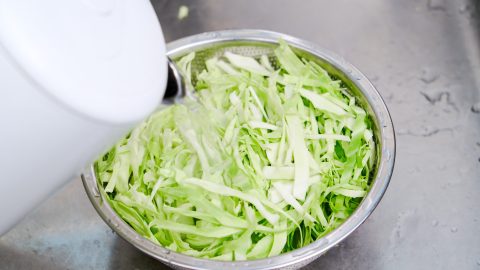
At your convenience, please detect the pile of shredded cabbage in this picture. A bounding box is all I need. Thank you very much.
[95,40,376,260]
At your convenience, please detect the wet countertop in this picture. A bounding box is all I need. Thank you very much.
[1,0,480,269]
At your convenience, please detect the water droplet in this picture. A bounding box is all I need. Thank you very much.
[163,249,171,255]
[450,227,458,233]
[420,68,438,84]
[395,228,401,239]
[459,4,470,14]
[431,220,439,227]
[471,102,480,113]
[113,223,119,228]
[427,0,446,11]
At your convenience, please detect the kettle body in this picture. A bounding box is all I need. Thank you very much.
[0,0,167,235]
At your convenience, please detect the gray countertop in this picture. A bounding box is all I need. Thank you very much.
[1,0,480,269]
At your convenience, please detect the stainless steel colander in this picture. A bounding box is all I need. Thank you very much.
[82,29,395,270]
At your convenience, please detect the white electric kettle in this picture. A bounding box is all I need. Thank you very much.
[0,0,168,234]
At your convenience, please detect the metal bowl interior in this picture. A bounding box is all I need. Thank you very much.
[81,29,395,270]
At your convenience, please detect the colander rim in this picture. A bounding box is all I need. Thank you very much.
[82,29,395,270]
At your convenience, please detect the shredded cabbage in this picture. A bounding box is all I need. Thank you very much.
[95,40,376,260]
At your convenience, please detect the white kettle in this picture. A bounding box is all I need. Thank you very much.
[0,0,168,234]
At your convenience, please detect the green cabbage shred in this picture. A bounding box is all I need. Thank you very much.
[95,40,376,260]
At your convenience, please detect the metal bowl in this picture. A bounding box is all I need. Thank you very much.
[82,29,395,270]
